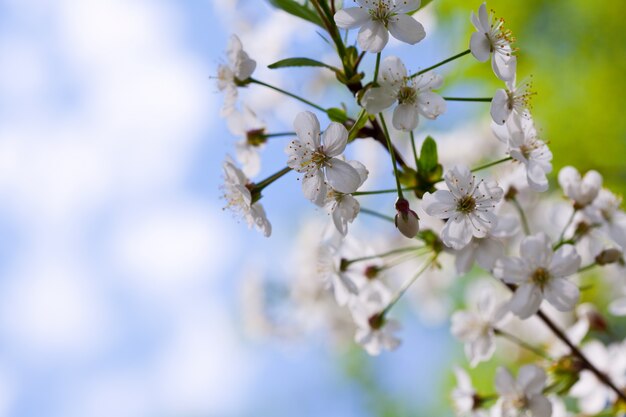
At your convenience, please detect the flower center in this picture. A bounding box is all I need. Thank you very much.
[531,267,550,287]
[456,195,477,213]
[369,1,393,24]
[397,85,417,105]
[311,149,328,166]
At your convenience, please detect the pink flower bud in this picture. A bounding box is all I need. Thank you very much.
[394,198,420,238]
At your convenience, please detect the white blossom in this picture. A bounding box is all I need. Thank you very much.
[451,367,489,417]
[227,105,266,177]
[335,0,426,53]
[493,233,581,319]
[351,281,401,355]
[362,56,446,131]
[469,3,517,82]
[490,76,534,125]
[317,243,362,306]
[221,157,271,237]
[558,166,603,208]
[493,365,552,417]
[492,115,552,192]
[285,111,362,204]
[217,34,256,116]
[423,165,504,250]
[570,340,626,414]
[583,189,626,249]
[451,288,506,367]
[323,160,369,236]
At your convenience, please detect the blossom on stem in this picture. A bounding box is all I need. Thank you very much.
[221,157,271,237]
[362,56,446,131]
[227,105,266,177]
[558,166,603,209]
[334,0,426,53]
[490,76,534,125]
[350,280,401,355]
[469,3,517,81]
[285,111,362,204]
[493,233,581,319]
[493,365,552,417]
[323,160,369,236]
[317,243,362,306]
[217,35,256,116]
[492,114,552,192]
[451,288,506,367]
[423,165,503,250]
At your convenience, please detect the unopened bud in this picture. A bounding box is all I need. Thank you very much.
[394,198,420,239]
[595,248,623,265]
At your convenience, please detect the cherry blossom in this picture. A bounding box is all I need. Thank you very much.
[323,160,369,236]
[227,105,266,177]
[285,111,362,204]
[490,77,534,125]
[335,0,425,53]
[217,35,256,116]
[493,233,581,319]
[558,166,603,208]
[221,157,272,237]
[451,288,506,367]
[451,367,489,417]
[362,56,446,131]
[492,115,552,192]
[469,2,517,81]
[423,165,504,250]
[493,365,552,417]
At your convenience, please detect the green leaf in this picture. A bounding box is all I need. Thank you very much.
[268,57,338,72]
[408,0,435,15]
[418,136,438,174]
[327,108,349,124]
[266,0,324,27]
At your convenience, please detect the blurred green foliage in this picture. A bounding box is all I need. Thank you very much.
[433,0,626,197]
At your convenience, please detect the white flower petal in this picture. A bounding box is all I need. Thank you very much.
[517,365,546,395]
[508,283,543,319]
[520,233,552,267]
[470,31,491,62]
[294,111,321,149]
[493,257,528,284]
[422,190,457,219]
[495,367,516,395]
[334,7,370,29]
[394,0,420,13]
[528,395,552,417]
[363,85,398,114]
[332,195,360,236]
[322,122,349,157]
[379,55,407,85]
[392,103,419,131]
[492,53,516,82]
[302,169,326,202]
[550,245,581,277]
[544,277,579,312]
[490,89,511,125]
[326,158,362,194]
[357,20,389,53]
[417,92,447,119]
[477,3,489,30]
[441,214,474,250]
[388,14,425,45]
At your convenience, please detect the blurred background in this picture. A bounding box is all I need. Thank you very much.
[0,1,624,416]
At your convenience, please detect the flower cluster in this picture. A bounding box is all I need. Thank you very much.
[217,2,626,416]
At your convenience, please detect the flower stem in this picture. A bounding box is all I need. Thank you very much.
[248,78,327,112]
[578,262,598,273]
[409,130,419,168]
[263,132,295,138]
[373,52,381,84]
[378,113,404,199]
[254,167,292,191]
[557,207,577,243]
[343,246,425,266]
[353,187,416,196]
[411,49,471,78]
[360,207,395,223]
[348,108,367,142]
[494,328,553,361]
[510,197,531,235]
[381,255,437,317]
[471,156,513,173]
[442,97,492,102]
